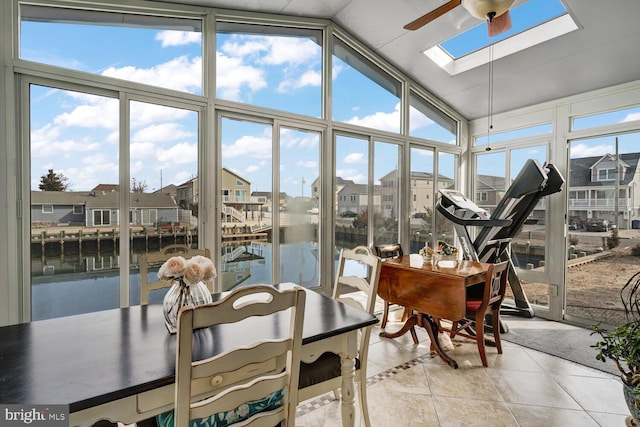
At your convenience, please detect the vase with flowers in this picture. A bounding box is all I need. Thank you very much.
[158,255,216,333]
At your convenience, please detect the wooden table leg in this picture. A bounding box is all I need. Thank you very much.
[420,313,458,369]
[379,314,419,344]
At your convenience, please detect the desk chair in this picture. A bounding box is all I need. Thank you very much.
[139,244,212,305]
[157,285,306,427]
[441,261,509,367]
[298,246,381,427]
[374,243,419,345]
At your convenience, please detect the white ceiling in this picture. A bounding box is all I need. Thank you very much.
[160,0,640,120]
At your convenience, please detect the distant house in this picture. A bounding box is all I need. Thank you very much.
[311,176,354,213]
[475,174,507,213]
[568,152,640,229]
[336,182,381,216]
[378,170,454,218]
[31,190,178,227]
[91,184,119,193]
[176,178,198,213]
[251,191,289,212]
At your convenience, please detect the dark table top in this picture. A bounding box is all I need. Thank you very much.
[0,284,377,412]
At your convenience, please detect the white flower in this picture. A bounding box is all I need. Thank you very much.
[157,254,217,285]
[157,256,186,280]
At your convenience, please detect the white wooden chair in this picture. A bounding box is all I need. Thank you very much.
[139,244,212,305]
[158,285,306,427]
[297,246,382,427]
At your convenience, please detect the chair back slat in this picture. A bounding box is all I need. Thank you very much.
[174,285,306,427]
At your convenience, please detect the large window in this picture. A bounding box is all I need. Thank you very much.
[20,5,203,95]
[216,23,322,118]
[566,133,640,326]
[29,84,121,320]
[14,2,461,323]
[332,37,402,133]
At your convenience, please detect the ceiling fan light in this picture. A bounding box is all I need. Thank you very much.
[461,0,515,21]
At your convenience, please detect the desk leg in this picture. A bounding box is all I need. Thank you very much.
[421,314,458,369]
[379,314,419,344]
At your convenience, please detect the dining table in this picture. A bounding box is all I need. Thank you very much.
[378,256,491,368]
[0,283,377,427]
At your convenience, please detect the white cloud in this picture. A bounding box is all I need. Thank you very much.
[31,124,101,158]
[332,63,344,80]
[156,142,198,164]
[622,112,640,122]
[216,52,267,101]
[344,152,365,164]
[132,123,194,143]
[223,134,272,159]
[260,37,320,66]
[409,105,435,131]
[130,142,155,161]
[571,143,612,158]
[278,69,321,92]
[102,55,202,93]
[130,103,193,128]
[221,35,319,66]
[54,98,119,130]
[219,35,321,99]
[156,31,201,47]
[346,103,400,133]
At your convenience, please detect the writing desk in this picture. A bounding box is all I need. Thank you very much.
[0,283,377,427]
[378,257,490,368]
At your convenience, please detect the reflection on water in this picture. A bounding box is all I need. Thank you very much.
[31,242,320,321]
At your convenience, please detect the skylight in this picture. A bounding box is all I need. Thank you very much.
[425,0,579,75]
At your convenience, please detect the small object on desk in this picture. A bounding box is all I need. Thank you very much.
[409,253,424,268]
[437,259,458,268]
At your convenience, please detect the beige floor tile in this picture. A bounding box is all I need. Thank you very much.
[486,369,582,409]
[588,411,633,426]
[551,374,630,414]
[508,404,600,427]
[523,347,616,378]
[434,395,518,427]
[422,361,501,401]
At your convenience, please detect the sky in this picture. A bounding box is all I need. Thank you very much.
[20,8,640,198]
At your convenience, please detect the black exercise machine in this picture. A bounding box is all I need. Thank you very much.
[436,159,565,319]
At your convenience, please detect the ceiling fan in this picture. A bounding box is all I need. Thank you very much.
[404,0,515,37]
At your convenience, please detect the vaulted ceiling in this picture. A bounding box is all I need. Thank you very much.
[163,0,640,120]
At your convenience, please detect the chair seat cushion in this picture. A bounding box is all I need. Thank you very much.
[466,299,483,311]
[156,388,283,427]
[299,352,361,389]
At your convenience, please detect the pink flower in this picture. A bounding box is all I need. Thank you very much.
[157,256,186,280]
[190,255,217,280]
[183,260,204,284]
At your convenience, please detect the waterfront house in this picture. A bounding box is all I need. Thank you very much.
[31,190,179,228]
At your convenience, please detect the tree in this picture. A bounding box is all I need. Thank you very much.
[39,169,69,191]
[131,177,148,193]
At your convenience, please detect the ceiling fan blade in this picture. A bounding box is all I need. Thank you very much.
[487,10,512,37]
[404,0,461,31]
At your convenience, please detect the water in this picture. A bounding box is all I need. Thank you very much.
[31,242,325,321]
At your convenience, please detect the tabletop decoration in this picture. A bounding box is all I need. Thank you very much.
[159,255,216,333]
[433,240,459,268]
[418,243,432,263]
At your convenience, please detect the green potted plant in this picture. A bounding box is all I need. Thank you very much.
[591,271,640,425]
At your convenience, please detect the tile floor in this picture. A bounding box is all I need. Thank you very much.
[296,313,632,427]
